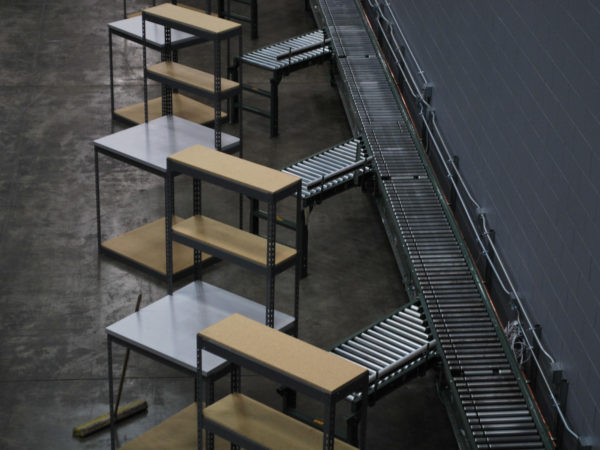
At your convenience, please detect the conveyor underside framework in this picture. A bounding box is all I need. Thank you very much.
[314,0,553,448]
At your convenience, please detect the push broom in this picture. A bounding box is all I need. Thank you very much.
[73,294,148,438]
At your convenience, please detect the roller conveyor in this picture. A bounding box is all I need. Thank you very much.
[313,0,554,448]
[329,300,437,439]
[309,302,438,445]
[250,138,372,277]
[233,29,332,136]
[281,138,371,200]
[239,29,331,71]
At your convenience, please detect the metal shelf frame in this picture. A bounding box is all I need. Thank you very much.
[197,315,369,449]
[165,149,303,333]
[142,3,243,152]
[231,29,332,137]
[105,281,296,449]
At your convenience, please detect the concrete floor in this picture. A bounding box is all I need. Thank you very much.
[0,0,457,448]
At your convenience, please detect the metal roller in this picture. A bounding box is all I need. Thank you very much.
[339,344,386,370]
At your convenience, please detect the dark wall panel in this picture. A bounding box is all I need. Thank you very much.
[387,0,600,445]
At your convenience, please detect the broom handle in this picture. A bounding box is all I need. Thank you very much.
[114,294,143,413]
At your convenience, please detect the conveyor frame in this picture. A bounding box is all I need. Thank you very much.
[310,0,555,448]
[231,29,332,137]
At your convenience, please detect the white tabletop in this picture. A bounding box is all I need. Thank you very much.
[94,116,239,173]
[109,15,199,48]
[106,281,295,375]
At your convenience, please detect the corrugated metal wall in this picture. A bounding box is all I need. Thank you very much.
[386,0,600,446]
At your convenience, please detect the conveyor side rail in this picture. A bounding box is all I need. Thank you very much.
[231,29,332,136]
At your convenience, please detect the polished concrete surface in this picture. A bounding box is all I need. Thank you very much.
[0,0,457,448]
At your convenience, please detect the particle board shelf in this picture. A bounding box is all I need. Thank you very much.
[109,15,199,48]
[141,2,243,153]
[94,116,240,282]
[200,314,367,394]
[173,215,296,269]
[169,145,300,198]
[121,403,229,450]
[146,62,240,98]
[143,3,241,37]
[203,393,357,450]
[100,216,212,277]
[197,314,369,449]
[114,93,226,126]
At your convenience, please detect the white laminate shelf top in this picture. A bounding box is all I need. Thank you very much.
[106,281,295,374]
[108,15,198,47]
[169,145,301,195]
[121,403,230,450]
[93,116,239,172]
[143,3,241,35]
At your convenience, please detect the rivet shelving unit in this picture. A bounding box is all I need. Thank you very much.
[142,3,243,153]
[197,313,369,449]
[106,283,296,449]
[94,115,241,279]
[109,13,229,126]
[165,145,302,334]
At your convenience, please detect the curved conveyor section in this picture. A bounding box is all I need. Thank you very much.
[312,0,554,448]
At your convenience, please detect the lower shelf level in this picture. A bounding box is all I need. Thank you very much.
[121,403,229,450]
[101,216,211,277]
[204,393,357,450]
[113,93,226,126]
